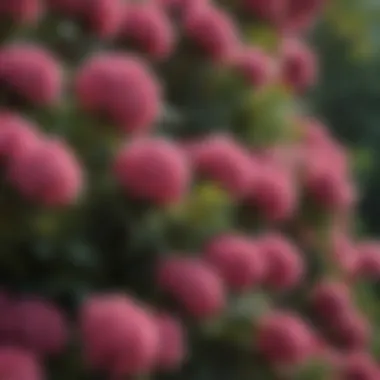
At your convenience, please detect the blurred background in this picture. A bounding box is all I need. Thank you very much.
[312,0,380,236]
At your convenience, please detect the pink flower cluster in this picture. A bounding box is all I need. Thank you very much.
[0,112,82,206]
[0,293,68,379]
[80,294,186,376]
[0,1,378,380]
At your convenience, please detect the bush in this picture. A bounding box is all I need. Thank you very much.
[0,0,378,379]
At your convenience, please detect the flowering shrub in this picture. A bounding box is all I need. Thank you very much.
[0,0,378,379]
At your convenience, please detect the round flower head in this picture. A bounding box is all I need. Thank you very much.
[114,138,190,205]
[303,149,356,212]
[154,313,187,370]
[258,233,304,291]
[247,161,297,222]
[47,0,123,39]
[310,281,352,323]
[0,44,62,106]
[191,134,254,199]
[156,0,208,19]
[353,241,380,280]
[12,298,68,356]
[204,233,265,291]
[0,112,41,162]
[0,0,42,25]
[0,347,42,380]
[242,0,286,25]
[256,311,315,365]
[80,294,159,376]
[157,257,226,318]
[280,38,317,92]
[234,47,276,88]
[75,53,161,133]
[284,0,326,32]
[338,352,378,380]
[184,5,240,64]
[8,137,83,206]
[118,3,175,60]
[328,310,370,351]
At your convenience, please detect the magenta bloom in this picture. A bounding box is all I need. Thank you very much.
[81,294,159,376]
[114,138,190,205]
[12,298,68,356]
[190,134,254,199]
[8,137,83,206]
[0,347,43,380]
[154,313,187,370]
[184,5,240,64]
[281,38,317,92]
[47,0,123,39]
[118,3,175,60]
[204,233,265,291]
[0,0,42,25]
[256,311,315,365]
[0,112,41,162]
[75,53,161,133]
[258,233,304,291]
[0,44,62,106]
[157,257,226,318]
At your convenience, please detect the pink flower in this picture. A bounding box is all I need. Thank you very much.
[0,44,62,106]
[154,313,187,370]
[353,241,380,280]
[75,53,161,133]
[81,294,159,376]
[242,0,286,25]
[0,347,42,380]
[256,311,315,365]
[114,138,190,205]
[303,148,356,211]
[191,135,254,199]
[118,3,175,60]
[184,5,240,64]
[328,310,370,351]
[0,0,42,25]
[310,281,352,323]
[280,38,317,92]
[8,137,83,206]
[246,161,297,222]
[204,234,264,291]
[157,257,226,318]
[284,0,326,32]
[338,352,378,380]
[47,0,123,39]
[234,47,276,87]
[157,0,208,18]
[258,233,304,291]
[12,298,68,356]
[0,112,41,162]
[330,231,358,275]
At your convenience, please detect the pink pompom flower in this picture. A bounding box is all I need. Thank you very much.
[12,298,68,356]
[258,233,304,291]
[154,312,187,370]
[118,3,175,60]
[0,347,43,380]
[157,257,226,318]
[81,294,159,376]
[0,44,62,106]
[114,137,191,205]
[256,311,315,365]
[184,5,240,64]
[75,53,161,134]
[8,137,83,206]
[0,0,42,25]
[204,233,265,291]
